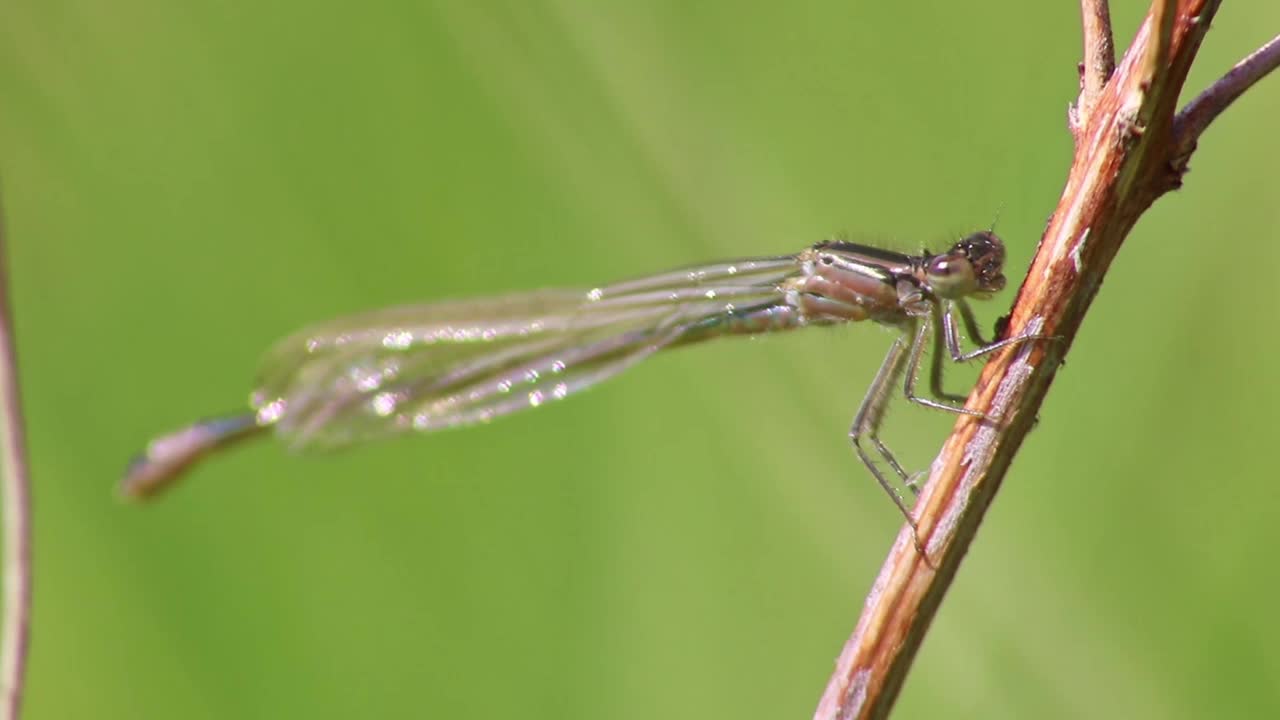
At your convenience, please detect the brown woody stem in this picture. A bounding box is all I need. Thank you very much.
[810,1,1265,718]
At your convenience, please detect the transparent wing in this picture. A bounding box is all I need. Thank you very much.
[252,254,804,449]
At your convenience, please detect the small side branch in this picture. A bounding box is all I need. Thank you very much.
[1175,33,1280,157]
[1075,0,1117,135]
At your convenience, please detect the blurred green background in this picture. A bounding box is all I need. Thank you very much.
[3,1,1279,718]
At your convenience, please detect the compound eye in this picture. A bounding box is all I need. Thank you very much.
[927,254,977,298]
[927,257,956,277]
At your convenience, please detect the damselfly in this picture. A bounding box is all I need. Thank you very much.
[123,231,1037,527]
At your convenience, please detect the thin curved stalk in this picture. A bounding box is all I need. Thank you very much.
[0,188,32,720]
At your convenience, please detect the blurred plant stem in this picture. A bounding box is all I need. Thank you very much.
[815,2,1279,718]
[0,184,32,720]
